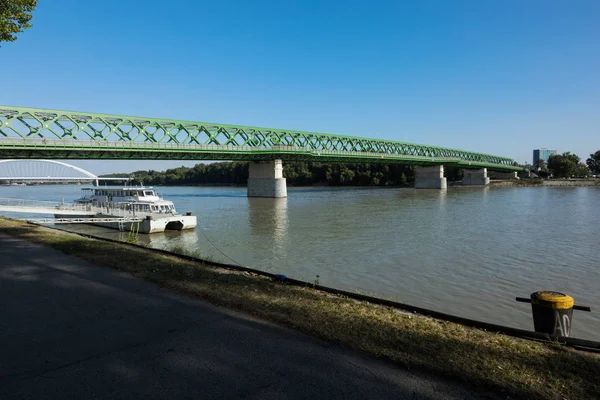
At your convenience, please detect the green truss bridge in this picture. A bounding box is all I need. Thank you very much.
[0,106,522,196]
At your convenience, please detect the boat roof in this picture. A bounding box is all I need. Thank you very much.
[82,186,154,191]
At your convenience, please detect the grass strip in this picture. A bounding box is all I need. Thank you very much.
[1,217,598,399]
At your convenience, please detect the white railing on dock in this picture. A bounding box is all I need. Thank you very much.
[0,197,64,208]
[0,197,170,219]
[28,217,144,224]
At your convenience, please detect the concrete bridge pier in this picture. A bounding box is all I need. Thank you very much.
[415,166,447,189]
[247,160,287,198]
[462,168,490,186]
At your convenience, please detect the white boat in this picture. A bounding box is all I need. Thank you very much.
[75,187,177,213]
[55,186,197,233]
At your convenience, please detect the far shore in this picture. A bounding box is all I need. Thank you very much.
[489,179,600,188]
[1,178,599,189]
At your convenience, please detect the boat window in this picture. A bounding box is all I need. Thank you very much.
[144,191,153,196]
[138,191,144,196]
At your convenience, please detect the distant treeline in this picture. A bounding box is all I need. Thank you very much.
[100,162,464,187]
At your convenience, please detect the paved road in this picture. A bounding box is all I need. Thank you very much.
[0,233,497,399]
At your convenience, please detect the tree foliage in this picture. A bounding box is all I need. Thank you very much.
[547,152,582,178]
[586,150,600,174]
[573,163,591,178]
[0,0,38,45]
[102,162,417,187]
[534,159,546,171]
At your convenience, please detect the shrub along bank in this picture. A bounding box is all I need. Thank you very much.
[0,217,598,400]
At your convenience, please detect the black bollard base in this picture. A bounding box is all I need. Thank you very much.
[530,291,574,337]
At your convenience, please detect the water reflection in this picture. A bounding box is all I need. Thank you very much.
[139,229,201,251]
[247,198,288,252]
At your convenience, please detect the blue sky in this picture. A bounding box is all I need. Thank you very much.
[1,0,599,174]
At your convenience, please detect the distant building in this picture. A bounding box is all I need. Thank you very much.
[533,148,557,165]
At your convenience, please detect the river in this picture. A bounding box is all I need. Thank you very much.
[1,184,599,340]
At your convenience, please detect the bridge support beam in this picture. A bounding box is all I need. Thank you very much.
[247,160,287,198]
[462,168,490,186]
[415,166,447,189]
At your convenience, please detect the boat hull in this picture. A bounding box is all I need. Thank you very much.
[53,214,197,234]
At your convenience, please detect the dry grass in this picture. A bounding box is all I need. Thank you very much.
[1,217,599,400]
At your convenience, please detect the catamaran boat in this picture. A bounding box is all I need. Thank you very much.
[55,186,197,233]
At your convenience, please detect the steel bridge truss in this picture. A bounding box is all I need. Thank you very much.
[0,106,521,171]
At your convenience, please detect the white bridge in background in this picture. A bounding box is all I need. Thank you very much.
[0,159,129,185]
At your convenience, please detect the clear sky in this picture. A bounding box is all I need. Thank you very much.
[1,0,599,174]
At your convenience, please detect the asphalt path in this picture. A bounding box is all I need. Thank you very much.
[0,233,499,399]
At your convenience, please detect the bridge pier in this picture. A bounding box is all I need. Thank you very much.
[462,168,490,186]
[247,160,287,198]
[415,166,447,189]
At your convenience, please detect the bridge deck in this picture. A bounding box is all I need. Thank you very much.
[0,106,522,172]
